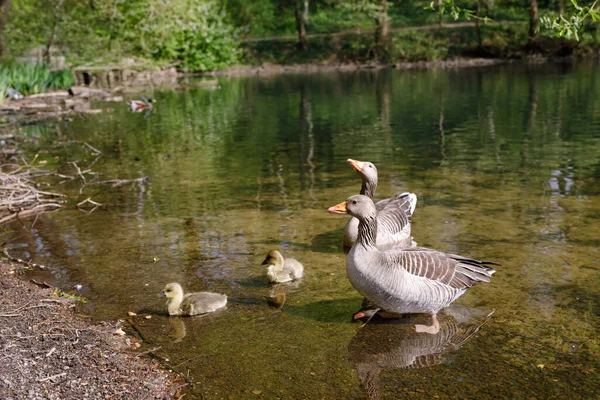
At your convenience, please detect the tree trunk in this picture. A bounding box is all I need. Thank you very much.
[438,0,443,31]
[476,0,482,48]
[294,0,308,51]
[374,0,389,60]
[529,0,539,42]
[0,0,11,57]
[43,0,64,64]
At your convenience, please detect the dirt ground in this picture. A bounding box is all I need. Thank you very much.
[0,261,183,400]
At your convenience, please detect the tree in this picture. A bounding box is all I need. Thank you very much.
[375,0,389,47]
[339,0,389,60]
[0,0,11,56]
[529,0,540,42]
[294,0,309,51]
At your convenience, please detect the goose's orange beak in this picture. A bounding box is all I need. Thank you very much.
[327,201,348,214]
[347,159,365,173]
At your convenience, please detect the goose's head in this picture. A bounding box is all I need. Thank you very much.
[347,159,378,186]
[328,195,377,220]
[160,282,184,299]
[261,250,283,266]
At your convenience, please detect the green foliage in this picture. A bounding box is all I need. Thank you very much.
[540,0,600,40]
[0,64,74,104]
[5,0,241,72]
[118,0,241,71]
[390,31,450,61]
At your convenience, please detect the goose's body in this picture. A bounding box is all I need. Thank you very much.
[343,159,417,252]
[329,195,495,333]
[262,250,304,283]
[160,282,227,316]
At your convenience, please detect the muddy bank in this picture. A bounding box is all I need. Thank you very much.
[0,262,184,399]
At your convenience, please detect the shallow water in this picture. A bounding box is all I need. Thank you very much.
[4,62,600,398]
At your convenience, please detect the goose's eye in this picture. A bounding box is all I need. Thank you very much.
[351,200,357,205]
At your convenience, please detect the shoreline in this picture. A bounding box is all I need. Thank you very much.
[200,54,597,77]
[0,260,185,399]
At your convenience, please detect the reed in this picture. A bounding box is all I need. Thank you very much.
[0,64,75,104]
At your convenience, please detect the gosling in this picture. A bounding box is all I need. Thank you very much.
[160,282,227,316]
[261,250,304,283]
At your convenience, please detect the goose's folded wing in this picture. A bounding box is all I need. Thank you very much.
[387,247,496,290]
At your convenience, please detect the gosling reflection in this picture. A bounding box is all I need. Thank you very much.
[264,281,301,310]
[348,306,493,400]
[168,318,187,343]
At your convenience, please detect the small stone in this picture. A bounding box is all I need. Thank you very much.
[144,315,152,320]
[127,312,137,317]
[252,390,262,395]
[114,328,126,336]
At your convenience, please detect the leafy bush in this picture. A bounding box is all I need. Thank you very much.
[142,1,241,71]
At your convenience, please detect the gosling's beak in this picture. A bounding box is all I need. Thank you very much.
[158,291,166,297]
[347,159,365,173]
[328,201,348,214]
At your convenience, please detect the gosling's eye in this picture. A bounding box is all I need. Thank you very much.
[166,289,171,292]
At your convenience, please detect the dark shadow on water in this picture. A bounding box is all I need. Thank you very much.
[248,227,345,254]
[348,305,494,399]
[281,297,363,323]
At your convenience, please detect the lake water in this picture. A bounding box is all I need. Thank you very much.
[4,62,600,399]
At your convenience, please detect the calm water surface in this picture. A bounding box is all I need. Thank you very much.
[4,62,600,399]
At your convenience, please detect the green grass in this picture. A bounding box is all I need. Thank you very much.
[0,64,75,104]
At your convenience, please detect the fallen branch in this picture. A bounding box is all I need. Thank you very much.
[87,176,149,187]
[1,248,49,270]
[0,203,62,226]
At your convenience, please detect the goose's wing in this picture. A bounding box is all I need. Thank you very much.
[385,247,496,290]
[375,192,417,216]
[375,193,414,244]
[182,292,227,314]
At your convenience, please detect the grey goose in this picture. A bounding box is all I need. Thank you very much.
[329,194,496,334]
[343,159,417,253]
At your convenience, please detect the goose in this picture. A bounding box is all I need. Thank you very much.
[159,282,227,316]
[343,159,417,252]
[261,250,304,283]
[328,195,495,334]
[127,96,155,112]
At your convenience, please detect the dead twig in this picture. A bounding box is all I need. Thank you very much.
[69,161,86,184]
[38,372,66,382]
[83,142,102,154]
[1,248,49,270]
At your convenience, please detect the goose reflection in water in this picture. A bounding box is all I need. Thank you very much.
[348,305,494,400]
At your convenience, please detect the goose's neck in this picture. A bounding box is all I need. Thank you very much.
[272,253,285,272]
[167,293,184,314]
[360,180,377,199]
[357,214,378,250]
